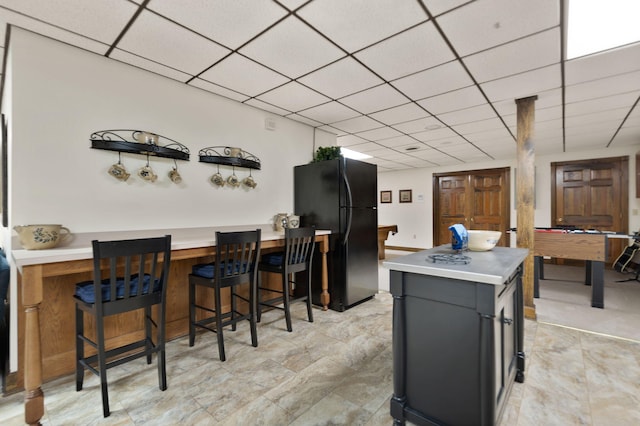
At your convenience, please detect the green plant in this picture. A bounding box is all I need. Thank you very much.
[312,146,342,162]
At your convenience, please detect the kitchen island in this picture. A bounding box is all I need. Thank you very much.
[384,245,528,426]
[11,225,330,425]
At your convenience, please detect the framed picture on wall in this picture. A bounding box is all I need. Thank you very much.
[399,189,412,203]
[380,190,392,203]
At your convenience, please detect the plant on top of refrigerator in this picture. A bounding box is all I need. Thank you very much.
[312,146,342,162]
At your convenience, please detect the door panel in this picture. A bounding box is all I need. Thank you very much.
[552,157,628,264]
[436,175,469,246]
[434,168,510,247]
[471,173,506,239]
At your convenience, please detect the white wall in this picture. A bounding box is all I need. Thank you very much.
[378,145,640,249]
[8,27,333,234]
[3,27,337,372]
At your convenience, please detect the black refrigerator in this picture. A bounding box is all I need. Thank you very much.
[294,157,378,311]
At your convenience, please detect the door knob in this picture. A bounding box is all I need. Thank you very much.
[557,217,563,222]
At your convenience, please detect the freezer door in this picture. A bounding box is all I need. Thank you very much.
[343,206,378,307]
[342,158,377,208]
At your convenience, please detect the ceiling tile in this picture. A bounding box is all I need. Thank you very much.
[451,117,506,135]
[339,84,408,114]
[0,0,138,44]
[392,116,447,134]
[336,135,370,147]
[438,104,497,126]
[424,0,474,17]
[565,92,640,117]
[298,57,383,99]
[565,108,630,128]
[492,88,561,116]
[297,0,427,53]
[257,81,330,112]
[244,98,291,115]
[368,103,430,125]
[118,10,230,75]
[330,116,382,133]
[481,64,561,103]
[394,143,431,153]
[565,70,640,104]
[426,135,470,148]
[565,43,640,85]
[0,9,109,54]
[375,135,419,148]
[147,0,287,50]
[354,21,455,81]
[392,60,473,100]
[611,125,640,147]
[278,0,308,11]
[110,48,192,82]
[417,86,486,115]
[411,128,461,143]
[464,127,513,142]
[366,148,402,158]
[199,54,289,97]
[239,16,344,78]
[436,0,560,56]
[355,126,403,141]
[462,28,560,83]
[317,124,347,136]
[285,114,323,127]
[188,78,250,102]
[298,101,360,123]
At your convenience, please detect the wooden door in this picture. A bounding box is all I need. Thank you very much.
[551,156,628,265]
[435,174,469,246]
[434,168,510,247]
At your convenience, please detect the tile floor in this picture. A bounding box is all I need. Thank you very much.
[1,255,639,425]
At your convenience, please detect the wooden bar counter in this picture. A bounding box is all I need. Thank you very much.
[11,225,330,425]
[377,225,398,260]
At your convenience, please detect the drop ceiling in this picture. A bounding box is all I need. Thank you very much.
[0,0,638,171]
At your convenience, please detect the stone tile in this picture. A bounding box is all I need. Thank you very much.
[517,385,592,426]
[289,393,373,426]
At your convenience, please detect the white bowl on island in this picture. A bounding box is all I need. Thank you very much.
[467,230,502,251]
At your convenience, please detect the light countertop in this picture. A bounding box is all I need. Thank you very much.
[11,225,330,269]
[383,245,529,286]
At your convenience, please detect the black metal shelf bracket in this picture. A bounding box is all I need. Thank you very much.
[198,146,261,170]
[90,130,190,161]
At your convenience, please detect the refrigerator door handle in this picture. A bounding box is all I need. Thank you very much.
[343,173,353,245]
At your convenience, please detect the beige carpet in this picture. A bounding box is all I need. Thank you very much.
[535,263,640,342]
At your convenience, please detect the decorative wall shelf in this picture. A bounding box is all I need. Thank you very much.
[90,130,190,161]
[198,146,261,170]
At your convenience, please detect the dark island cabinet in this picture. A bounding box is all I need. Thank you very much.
[385,246,528,426]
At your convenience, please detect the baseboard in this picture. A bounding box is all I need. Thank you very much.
[386,246,425,252]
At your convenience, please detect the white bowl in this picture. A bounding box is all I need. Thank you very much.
[467,230,502,251]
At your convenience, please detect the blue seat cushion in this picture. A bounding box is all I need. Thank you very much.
[261,252,305,266]
[192,262,249,279]
[75,274,159,304]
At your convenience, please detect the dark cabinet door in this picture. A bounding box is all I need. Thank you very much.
[495,282,517,408]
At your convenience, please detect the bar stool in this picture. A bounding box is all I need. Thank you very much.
[74,235,172,418]
[257,227,315,332]
[189,229,261,361]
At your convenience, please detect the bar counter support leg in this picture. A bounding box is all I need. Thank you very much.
[21,265,45,425]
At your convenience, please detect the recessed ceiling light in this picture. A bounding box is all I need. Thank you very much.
[425,124,442,130]
[405,146,419,151]
[341,147,372,160]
